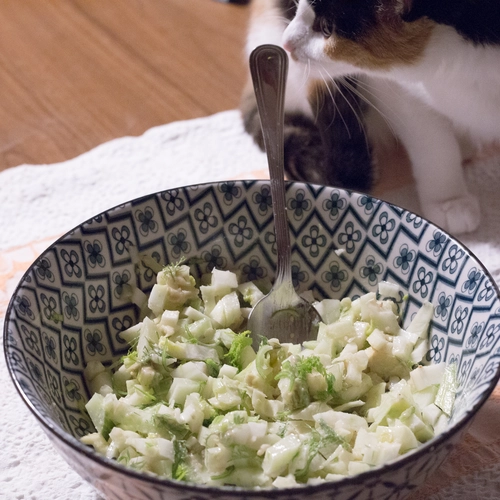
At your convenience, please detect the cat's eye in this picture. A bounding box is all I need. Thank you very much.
[319,17,333,38]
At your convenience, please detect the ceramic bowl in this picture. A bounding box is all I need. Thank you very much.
[5,180,500,500]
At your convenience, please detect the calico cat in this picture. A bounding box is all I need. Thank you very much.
[241,0,500,235]
[241,0,377,192]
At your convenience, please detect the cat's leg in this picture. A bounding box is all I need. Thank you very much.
[240,78,326,185]
[241,71,375,190]
[369,78,480,234]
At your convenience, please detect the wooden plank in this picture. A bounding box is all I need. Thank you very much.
[0,0,250,171]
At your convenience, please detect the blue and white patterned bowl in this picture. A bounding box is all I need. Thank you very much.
[4,180,500,500]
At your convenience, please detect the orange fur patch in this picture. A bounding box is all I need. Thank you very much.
[326,16,435,70]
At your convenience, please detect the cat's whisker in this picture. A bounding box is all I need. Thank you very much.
[259,10,292,26]
[341,76,399,141]
[292,61,311,93]
[318,69,352,137]
[319,68,370,141]
[312,73,334,126]
[347,77,395,111]
[336,79,368,131]
[346,87,399,148]
[331,76,373,152]
[295,59,312,95]
[305,59,312,84]
[262,15,292,25]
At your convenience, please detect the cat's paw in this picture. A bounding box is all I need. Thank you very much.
[423,194,480,235]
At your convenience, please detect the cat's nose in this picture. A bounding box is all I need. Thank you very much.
[283,38,302,62]
[282,40,299,61]
[282,38,294,54]
[282,30,299,60]
[282,20,307,60]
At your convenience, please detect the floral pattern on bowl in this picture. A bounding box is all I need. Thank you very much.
[4,181,500,500]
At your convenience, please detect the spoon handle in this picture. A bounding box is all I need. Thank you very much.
[249,44,291,286]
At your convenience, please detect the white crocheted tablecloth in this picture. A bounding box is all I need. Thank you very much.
[1,110,500,499]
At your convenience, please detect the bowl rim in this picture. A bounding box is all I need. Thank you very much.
[4,179,500,496]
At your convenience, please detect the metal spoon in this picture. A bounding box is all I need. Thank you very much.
[247,44,320,347]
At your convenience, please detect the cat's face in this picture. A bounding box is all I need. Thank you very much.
[283,0,434,77]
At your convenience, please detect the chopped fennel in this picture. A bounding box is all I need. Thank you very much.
[435,362,458,416]
[81,263,455,488]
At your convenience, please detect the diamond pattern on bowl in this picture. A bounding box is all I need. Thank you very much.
[5,180,500,500]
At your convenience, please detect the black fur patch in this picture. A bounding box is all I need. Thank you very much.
[403,0,500,46]
[308,78,374,190]
[307,0,377,41]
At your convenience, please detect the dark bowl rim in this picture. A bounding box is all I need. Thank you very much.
[4,179,500,496]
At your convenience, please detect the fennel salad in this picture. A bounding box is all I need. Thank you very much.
[81,262,456,488]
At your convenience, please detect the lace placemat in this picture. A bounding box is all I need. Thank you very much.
[1,110,500,499]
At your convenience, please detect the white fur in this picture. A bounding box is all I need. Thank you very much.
[245,4,313,118]
[281,0,500,234]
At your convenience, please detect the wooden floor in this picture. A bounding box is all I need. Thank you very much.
[0,0,251,172]
[0,0,414,192]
